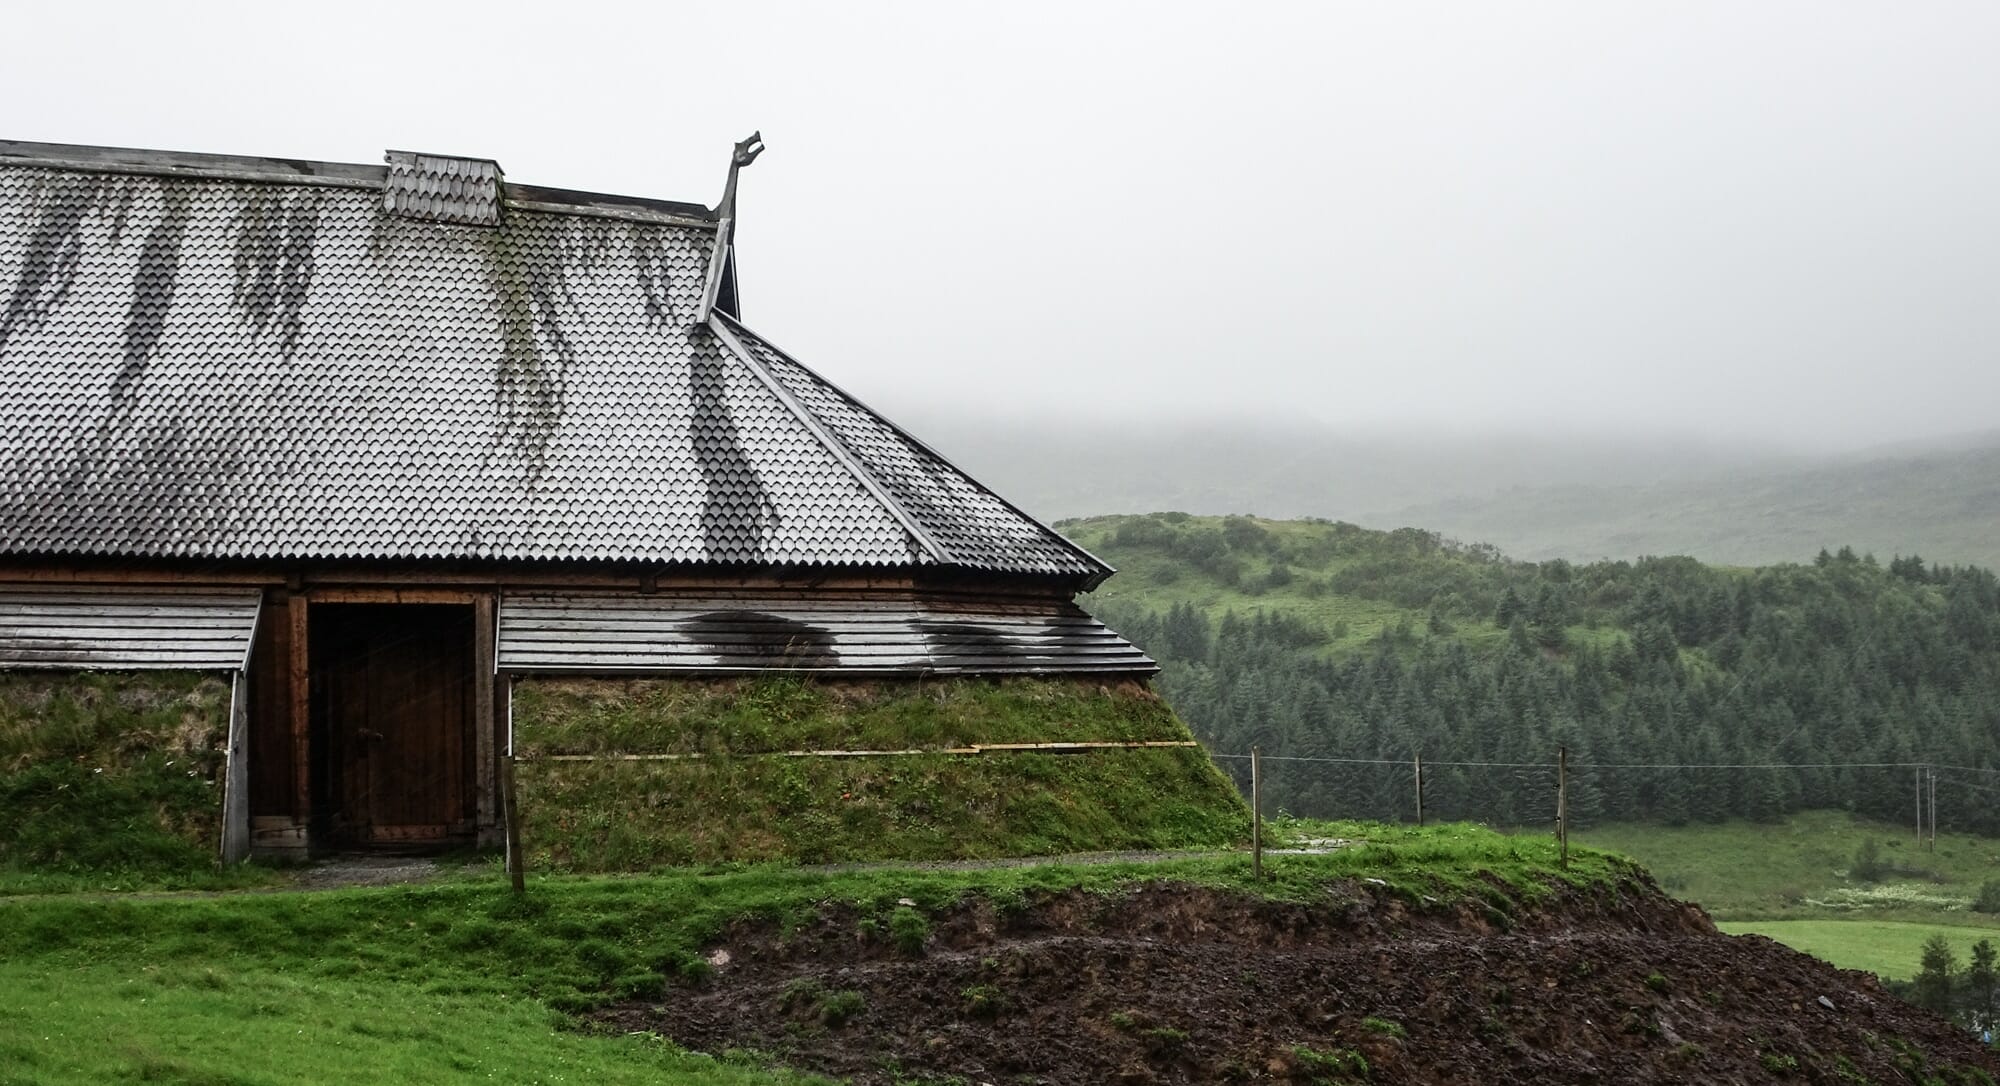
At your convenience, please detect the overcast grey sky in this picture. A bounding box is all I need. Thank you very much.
[9,2,1998,451]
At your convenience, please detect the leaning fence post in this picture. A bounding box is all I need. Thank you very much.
[503,751,525,894]
[1251,745,1263,880]
[501,677,526,894]
[1556,745,1569,871]
[1414,751,1425,828]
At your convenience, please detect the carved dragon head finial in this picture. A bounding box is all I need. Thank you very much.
[733,132,766,169]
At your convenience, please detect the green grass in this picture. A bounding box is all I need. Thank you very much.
[0,821,1621,1085]
[514,676,1249,868]
[0,960,811,1086]
[1717,920,2000,981]
[0,862,287,897]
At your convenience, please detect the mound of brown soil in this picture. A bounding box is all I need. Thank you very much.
[596,878,2000,1084]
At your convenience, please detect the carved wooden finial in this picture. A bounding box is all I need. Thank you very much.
[716,132,766,222]
[703,132,768,323]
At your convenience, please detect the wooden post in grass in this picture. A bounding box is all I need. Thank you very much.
[1414,752,1425,828]
[1928,768,1937,852]
[502,752,525,894]
[1916,767,1924,846]
[1251,745,1264,880]
[1556,745,1569,871]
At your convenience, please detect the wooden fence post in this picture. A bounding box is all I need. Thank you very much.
[1414,752,1425,828]
[502,753,525,894]
[1556,745,1569,871]
[1928,767,1937,852]
[1251,745,1263,881]
[1916,767,1924,846]
[502,682,524,894]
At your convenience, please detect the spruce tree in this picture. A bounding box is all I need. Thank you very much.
[1965,939,1997,1031]
[1914,934,1957,1015]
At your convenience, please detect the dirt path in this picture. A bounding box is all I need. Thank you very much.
[285,855,444,889]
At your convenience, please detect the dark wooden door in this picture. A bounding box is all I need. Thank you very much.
[311,604,474,848]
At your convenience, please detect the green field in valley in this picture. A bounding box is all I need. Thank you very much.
[1715,920,2000,983]
[1579,810,2000,980]
[1580,811,2000,919]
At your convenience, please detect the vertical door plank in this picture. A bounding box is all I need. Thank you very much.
[288,593,310,825]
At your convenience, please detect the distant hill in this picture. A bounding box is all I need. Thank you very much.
[1388,443,2000,570]
[1064,513,2000,832]
[909,412,1792,523]
[903,413,2000,569]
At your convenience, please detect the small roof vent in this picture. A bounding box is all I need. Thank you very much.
[383,150,504,226]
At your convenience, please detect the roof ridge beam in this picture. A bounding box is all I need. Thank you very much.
[695,216,733,324]
[705,316,952,567]
[709,314,1115,590]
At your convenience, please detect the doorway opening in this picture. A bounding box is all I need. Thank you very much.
[308,604,476,850]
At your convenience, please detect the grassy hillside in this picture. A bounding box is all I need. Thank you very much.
[1067,513,1583,655]
[1066,513,2000,834]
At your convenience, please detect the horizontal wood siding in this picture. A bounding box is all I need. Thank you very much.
[0,588,261,669]
[498,591,1155,676]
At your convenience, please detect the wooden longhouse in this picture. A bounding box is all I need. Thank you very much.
[0,137,1153,861]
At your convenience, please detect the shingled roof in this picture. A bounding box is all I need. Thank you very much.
[0,140,1109,585]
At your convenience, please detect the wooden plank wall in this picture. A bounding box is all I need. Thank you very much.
[247,590,294,817]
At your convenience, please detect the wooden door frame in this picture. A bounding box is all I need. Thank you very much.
[290,591,497,852]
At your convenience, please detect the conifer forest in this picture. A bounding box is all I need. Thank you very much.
[1067,514,2000,833]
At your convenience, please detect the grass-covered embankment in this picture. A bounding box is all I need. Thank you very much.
[0,823,1627,1084]
[0,670,278,894]
[513,676,1248,868]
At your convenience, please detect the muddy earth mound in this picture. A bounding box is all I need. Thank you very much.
[597,878,2000,1084]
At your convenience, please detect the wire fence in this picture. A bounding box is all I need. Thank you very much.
[1206,747,1990,848]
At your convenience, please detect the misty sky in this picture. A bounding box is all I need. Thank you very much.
[8,2,1999,451]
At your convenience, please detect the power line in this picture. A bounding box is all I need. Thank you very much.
[1581,761,1918,771]
[1212,753,1551,769]
[1932,773,2000,800]
[1211,752,1973,773]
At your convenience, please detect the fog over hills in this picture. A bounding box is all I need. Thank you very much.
[906,413,2000,571]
